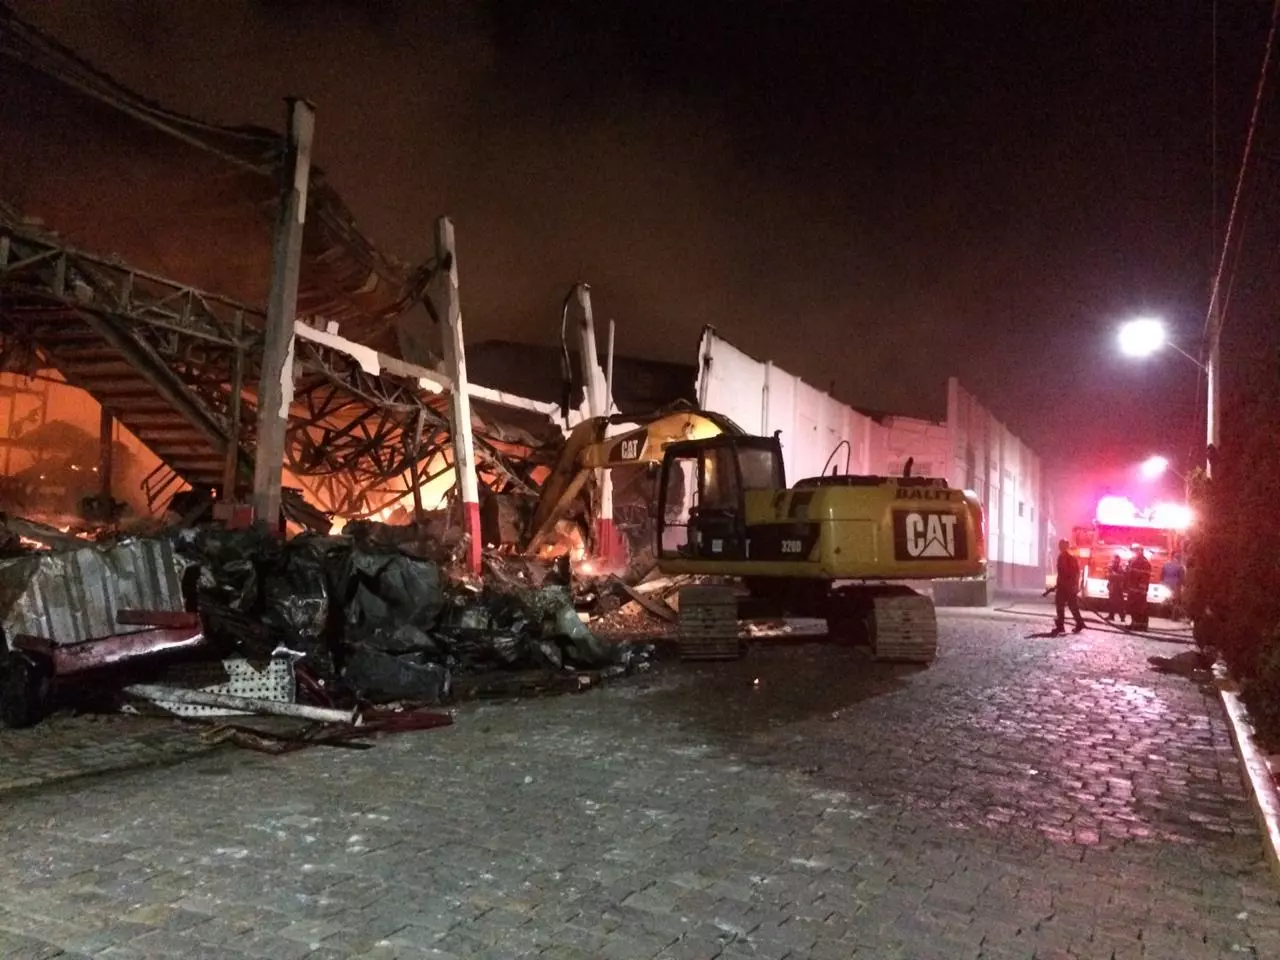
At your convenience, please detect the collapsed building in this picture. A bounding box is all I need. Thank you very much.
[0,7,652,724]
[0,6,576,554]
[0,6,1057,585]
[0,6,1057,730]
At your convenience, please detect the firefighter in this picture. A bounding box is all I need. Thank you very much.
[1042,539,1086,635]
[1103,553,1126,623]
[1161,551,1186,621]
[1126,545,1153,631]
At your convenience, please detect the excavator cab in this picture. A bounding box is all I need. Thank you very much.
[657,435,785,562]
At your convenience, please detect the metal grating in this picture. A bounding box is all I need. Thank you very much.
[122,656,296,718]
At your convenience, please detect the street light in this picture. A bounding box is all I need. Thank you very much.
[1117,315,1218,475]
[1117,317,1166,358]
[1117,317,1205,369]
[1140,454,1171,480]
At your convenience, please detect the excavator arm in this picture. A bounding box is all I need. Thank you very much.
[524,408,743,554]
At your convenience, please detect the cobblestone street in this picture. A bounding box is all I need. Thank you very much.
[2,607,1278,959]
[0,714,213,795]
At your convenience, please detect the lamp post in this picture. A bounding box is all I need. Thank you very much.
[1117,317,1217,475]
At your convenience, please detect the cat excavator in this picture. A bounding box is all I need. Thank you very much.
[526,408,986,663]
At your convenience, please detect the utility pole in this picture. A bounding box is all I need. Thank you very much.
[252,98,314,530]
[430,216,483,574]
[1205,319,1221,476]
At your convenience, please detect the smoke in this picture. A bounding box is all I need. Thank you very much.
[6,0,1278,476]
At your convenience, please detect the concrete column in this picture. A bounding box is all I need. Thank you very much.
[98,407,113,499]
[252,98,314,531]
[430,217,483,574]
[570,284,618,566]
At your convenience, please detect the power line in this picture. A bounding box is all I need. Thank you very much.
[1202,0,1280,354]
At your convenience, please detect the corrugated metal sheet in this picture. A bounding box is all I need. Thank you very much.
[0,538,187,647]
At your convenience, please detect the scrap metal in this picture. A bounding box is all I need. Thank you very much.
[0,536,188,648]
[122,684,357,725]
[11,623,206,676]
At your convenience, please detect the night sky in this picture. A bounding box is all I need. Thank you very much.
[10,0,1280,508]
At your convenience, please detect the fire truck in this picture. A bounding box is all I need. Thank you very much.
[1070,496,1190,614]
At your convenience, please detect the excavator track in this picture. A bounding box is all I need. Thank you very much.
[677,584,744,661]
[866,591,938,663]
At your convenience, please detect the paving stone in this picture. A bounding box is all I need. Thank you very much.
[0,715,217,794]
[0,616,1275,959]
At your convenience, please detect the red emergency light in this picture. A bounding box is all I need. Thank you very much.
[1095,495,1138,526]
[1094,495,1192,531]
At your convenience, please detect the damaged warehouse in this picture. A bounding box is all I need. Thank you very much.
[0,6,1037,738]
[0,9,657,731]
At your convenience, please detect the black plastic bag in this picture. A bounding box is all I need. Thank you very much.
[176,526,279,613]
[343,645,451,703]
[361,623,445,657]
[261,535,348,681]
[340,549,446,642]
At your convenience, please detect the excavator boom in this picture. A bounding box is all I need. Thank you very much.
[523,408,743,554]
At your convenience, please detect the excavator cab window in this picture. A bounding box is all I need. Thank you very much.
[659,455,697,556]
[658,438,761,561]
[737,445,784,491]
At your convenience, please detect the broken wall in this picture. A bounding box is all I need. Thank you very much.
[695,327,952,484]
[696,328,877,481]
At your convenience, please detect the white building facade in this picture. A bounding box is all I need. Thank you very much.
[695,327,1054,591]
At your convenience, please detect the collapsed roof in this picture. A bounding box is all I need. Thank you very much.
[0,3,422,358]
[0,5,567,522]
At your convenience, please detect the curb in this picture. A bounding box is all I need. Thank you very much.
[1218,684,1280,881]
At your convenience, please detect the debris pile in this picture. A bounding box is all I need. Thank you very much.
[0,522,655,731]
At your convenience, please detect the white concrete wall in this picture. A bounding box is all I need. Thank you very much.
[697,328,956,485]
[946,377,1050,589]
[697,328,877,482]
[694,330,1054,591]
[872,416,950,479]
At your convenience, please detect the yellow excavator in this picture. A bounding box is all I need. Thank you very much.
[525,408,986,663]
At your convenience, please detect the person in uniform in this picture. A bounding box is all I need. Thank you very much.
[1104,553,1126,624]
[1161,551,1186,621]
[1126,546,1153,631]
[1043,539,1086,635]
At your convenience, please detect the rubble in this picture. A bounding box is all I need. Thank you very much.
[0,517,655,730]
[122,684,359,725]
[609,575,678,623]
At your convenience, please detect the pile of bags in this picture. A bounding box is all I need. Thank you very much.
[177,527,650,705]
